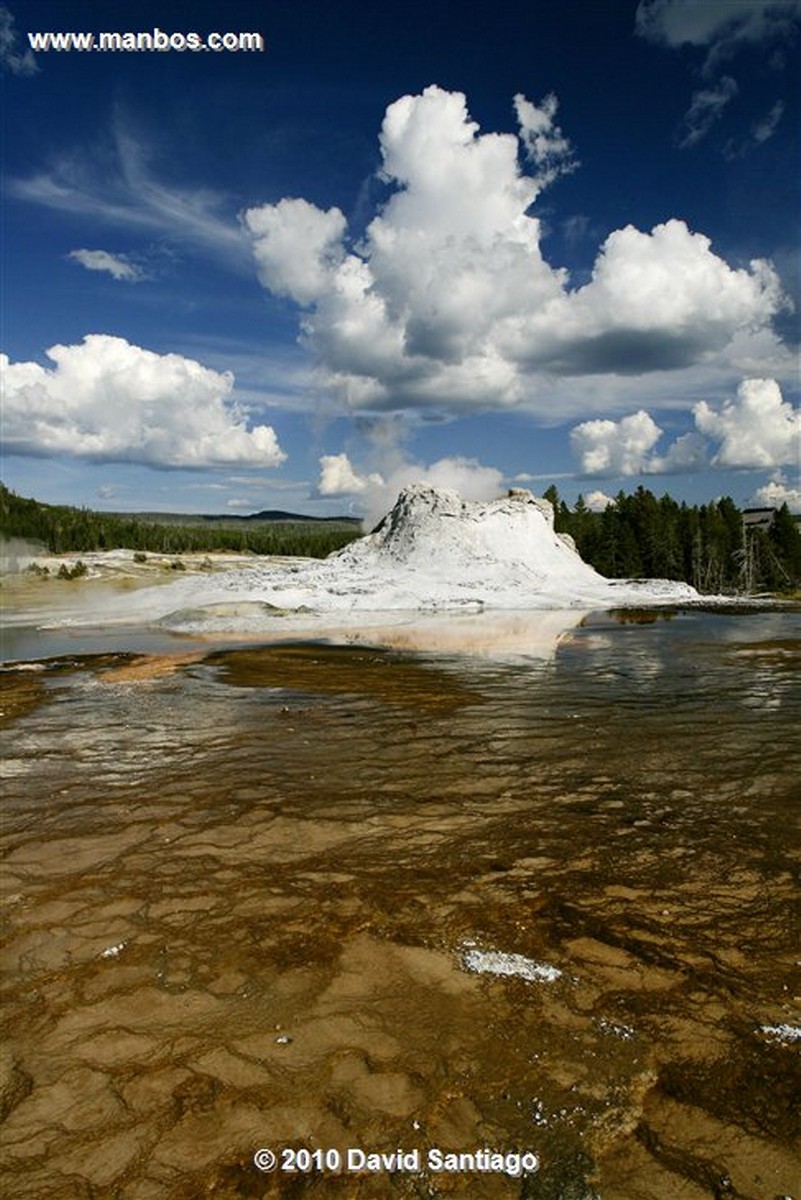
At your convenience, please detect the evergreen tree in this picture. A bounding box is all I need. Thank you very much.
[769,504,801,584]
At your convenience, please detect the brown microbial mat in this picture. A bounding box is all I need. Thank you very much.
[1,609,799,1199]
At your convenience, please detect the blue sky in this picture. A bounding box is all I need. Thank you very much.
[2,0,799,520]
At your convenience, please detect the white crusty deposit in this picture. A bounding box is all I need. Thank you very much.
[157,484,699,627]
[33,485,702,636]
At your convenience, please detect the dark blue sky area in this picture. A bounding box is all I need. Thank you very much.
[2,0,799,515]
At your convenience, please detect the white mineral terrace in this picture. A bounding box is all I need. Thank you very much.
[22,486,701,643]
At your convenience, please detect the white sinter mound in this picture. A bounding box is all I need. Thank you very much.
[115,484,699,632]
[353,485,603,583]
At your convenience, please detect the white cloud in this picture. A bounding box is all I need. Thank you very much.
[751,100,785,143]
[0,335,286,468]
[513,92,578,187]
[650,430,708,473]
[584,490,615,512]
[678,76,738,148]
[693,377,800,467]
[749,471,801,512]
[570,410,664,477]
[318,453,383,496]
[0,5,37,76]
[635,0,801,56]
[727,100,787,155]
[562,214,593,246]
[244,87,787,420]
[245,198,347,305]
[402,456,505,501]
[67,248,145,282]
[317,450,504,529]
[570,377,799,478]
[570,410,708,477]
[636,2,799,152]
[517,219,785,374]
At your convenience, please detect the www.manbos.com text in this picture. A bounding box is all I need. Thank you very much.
[27,28,265,54]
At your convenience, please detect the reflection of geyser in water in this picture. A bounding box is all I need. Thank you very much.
[11,580,588,664]
[314,609,591,661]
[155,605,590,662]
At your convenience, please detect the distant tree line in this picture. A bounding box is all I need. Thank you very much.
[0,484,362,559]
[544,484,801,594]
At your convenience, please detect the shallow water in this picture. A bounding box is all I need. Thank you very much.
[1,608,799,1199]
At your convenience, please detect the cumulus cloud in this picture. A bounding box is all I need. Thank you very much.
[513,92,578,186]
[678,76,738,147]
[570,409,708,477]
[67,248,145,282]
[650,430,709,472]
[318,453,383,496]
[245,199,347,305]
[584,490,616,512]
[0,5,37,76]
[517,219,785,375]
[693,377,800,467]
[570,410,664,477]
[570,377,798,478]
[749,471,801,512]
[0,335,286,468]
[317,450,504,528]
[243,86,787,419]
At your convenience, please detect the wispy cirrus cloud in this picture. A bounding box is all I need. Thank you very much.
[11,118,250,270]
[67,248,146,282]
[636,0,800,151]
[678,76,738,148]
[725,100,786,157]
[0,5,37,76]
[635,0,801,71]
[750,99,786,143]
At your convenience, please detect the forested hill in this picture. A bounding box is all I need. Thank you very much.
[1,481,799,593]
[544,485,801,595]
[0,484,362,559]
